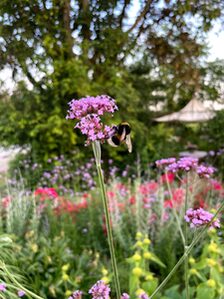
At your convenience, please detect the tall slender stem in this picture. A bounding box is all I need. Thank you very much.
[92,141,121,299]
[149,201,224,298]
[165,172,185,246]
[184,173,189,299]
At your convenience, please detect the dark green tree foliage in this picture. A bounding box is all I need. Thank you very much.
[0,0,223,166]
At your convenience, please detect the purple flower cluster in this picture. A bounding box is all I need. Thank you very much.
[89,280,110,299]
[66,95,118,144]
[156,156,215,179]
[185,208,220,229]
[166,157,198,172]
[155,158,176,167]
[70,281,130,299]
[75,114,114,142]
[66,95,118,119]
[68,290,82,299]
[197,165,216,178]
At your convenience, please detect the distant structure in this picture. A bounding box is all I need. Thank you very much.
[155,95,216,123]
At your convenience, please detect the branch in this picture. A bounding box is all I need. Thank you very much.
[62,0,74,58]
[20,62,44,91]
[127,0,152,33]
[119,0,131,27]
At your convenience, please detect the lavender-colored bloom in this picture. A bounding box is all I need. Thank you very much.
[208,150,215,156]
[75,114,114,144]
[197,165,216,178]
[66,95,118,120]
[139,293,150,299]
[0,283,6,292]
[155,158,176,167]
[166,157,198,172]
[185,208,220,229]
[67,95,117,144]
[18,290,26,297]
[89,280,110,299]
[121,293,130,299]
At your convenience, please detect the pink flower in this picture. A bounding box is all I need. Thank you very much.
[185,208,220,229]
[34,188,58,201]
[66,95,117,144]
[89,280,110,299]
[0,283,6,292]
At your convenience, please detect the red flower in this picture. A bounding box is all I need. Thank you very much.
[139,182,158,195]
[160,172,175,184]
[1,196,11,208]
[129,196,136,205]
[34,187,58,201]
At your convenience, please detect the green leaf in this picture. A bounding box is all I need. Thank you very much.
[196,283,215,299]
[149,253,166,268]
[142,280,158,295]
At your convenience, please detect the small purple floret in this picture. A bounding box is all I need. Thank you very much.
[89,280,110,299]
[139,293,150,299]
[0,283,6,292]
[121,293,130,299]
[18,290,26,297]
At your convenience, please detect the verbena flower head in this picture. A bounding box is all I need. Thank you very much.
[166,157,198,172]
[0,283,6,292]
[185,208,220,229]
[197,165,216,178]
[66,95,117,144]
[18,290,26,297]
[66,95,118,119]
[89,280,110,299]
[155,158,176,167]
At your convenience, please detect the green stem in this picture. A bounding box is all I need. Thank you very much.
[2,263,44,299]
[165,172,185,246]
[184,173,189,299]
[92,142,121,299]
[149,201,224,298]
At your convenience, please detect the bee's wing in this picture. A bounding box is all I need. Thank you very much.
[125,134,132,153]
[120,127,126,142]
[107,138,119,147]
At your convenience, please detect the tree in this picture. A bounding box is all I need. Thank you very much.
[0,0,224,166]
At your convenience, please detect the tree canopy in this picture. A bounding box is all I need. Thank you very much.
[0,0,224,167]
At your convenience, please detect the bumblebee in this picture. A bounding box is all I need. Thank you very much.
[107,122,132,153]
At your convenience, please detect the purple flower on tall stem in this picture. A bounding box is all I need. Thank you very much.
[66,95,117,145]
[196,165,216,178]
[155,158,176,167]
[166,157,198,172]
[185,208,220,229]
[89,280,110,299]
